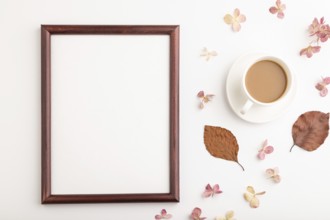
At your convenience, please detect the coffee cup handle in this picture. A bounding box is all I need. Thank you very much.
[240,99,253,114]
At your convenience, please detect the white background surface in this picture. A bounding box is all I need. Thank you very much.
[51,35,170,194]
[0,0,329,219]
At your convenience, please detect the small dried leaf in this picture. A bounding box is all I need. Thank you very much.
[290,111,329,152]
[204,125,244,170]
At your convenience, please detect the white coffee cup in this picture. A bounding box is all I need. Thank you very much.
[240,55,294,115]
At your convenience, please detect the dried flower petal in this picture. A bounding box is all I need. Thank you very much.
[257,139,274,160]
[309,18,323,36]
[269,0,286,19]
[300,45,321,58]
[315,76,330,97]
[190,207,206,220]
[224,14,234,25]
[246,186,255,194]
[244,186,265,208]
[266,167,281,183]
[216,210,236,220]
[197,91,205,98]
[155,209,172,219]
[203,183,223,198]
[224,8,246,32]
[301,17,330,57]
[249,197,260,208]
[197,91,215,109]
[200,47,218,61]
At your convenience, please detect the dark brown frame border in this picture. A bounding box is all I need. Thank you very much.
[41,25,179,203]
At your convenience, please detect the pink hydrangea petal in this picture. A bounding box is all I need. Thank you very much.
[197,91,204,98]
[299,48,308,56]
[301,46,316,58]
[323,77,330,84]
[264,146,274,154]
[312,46,321,53]
[313,18,320,26]
[192,207,202,217]
[277,11,285,19]
[232,22,241,32]
[161,209,167,216]
[276,0,282,7]
[315,83,324,90]
[258,152,265,160]
[320,35,329,42]
[273,175,281,183]
[233,8,240,18]
[213,184,222,194]
[320,88,328,97]
[280,4,286,10]
[262,139,268,148]
[306,50,313,58]
[269,7,278,14]
[237,14,246,23]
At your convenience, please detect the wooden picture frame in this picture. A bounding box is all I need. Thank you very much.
[41,25,179,203]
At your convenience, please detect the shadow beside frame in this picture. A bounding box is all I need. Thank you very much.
[41,25,179,203]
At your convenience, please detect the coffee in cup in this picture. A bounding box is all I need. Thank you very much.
[240,56,293,114]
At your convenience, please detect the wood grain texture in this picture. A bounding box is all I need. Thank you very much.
[41,25,180,203]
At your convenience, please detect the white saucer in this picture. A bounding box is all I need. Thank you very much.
[226,53,297,123]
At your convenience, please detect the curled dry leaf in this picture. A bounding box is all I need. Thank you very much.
[290,111,329,152]
[204,125,244,170]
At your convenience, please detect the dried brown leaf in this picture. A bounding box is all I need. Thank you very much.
[204,125,244,170]
[290,111,329,152]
